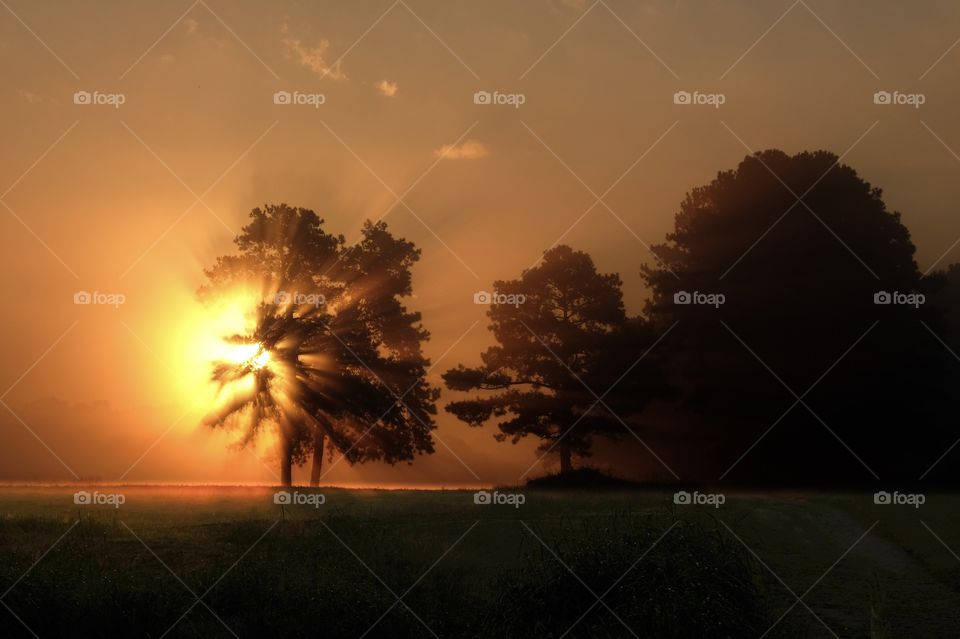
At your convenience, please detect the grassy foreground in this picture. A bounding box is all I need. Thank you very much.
[0,486,958,637]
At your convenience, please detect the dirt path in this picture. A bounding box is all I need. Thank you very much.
[731,495,960,637]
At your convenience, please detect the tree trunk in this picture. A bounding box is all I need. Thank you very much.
[279,431,293,487]
[559,441,573,474]
[309,430,325,487]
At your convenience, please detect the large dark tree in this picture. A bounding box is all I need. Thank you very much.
[929,262,960,475]
[444,246,669,474]
[642,150,952,483]
[932,263,960,350]
[201,204,437,486]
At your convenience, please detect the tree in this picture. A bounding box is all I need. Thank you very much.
[201,204,437,486]
[443,246,668,474]
[642,150,952,482]
[929,262,960,479]
[932,263,960,350]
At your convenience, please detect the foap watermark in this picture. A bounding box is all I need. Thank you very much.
[273,90,326,108]
[873,90,925,109]
[273,490,326,508]
[874,290,925,308]
[673,490,725,508]
[274,291,326,307]
[673,290,725,308]
[473,90,525,109]
[474,290,526,307]
[673,90,725,109]
[74,490,126,508]
[474,490,525,508]
[74,290,126,308]
[874,490,925,509]
[73,90,126,109]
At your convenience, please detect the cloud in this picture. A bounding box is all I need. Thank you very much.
[17,89,43,104]
[281,25,346,80]
[184,17,199,35]
[377,80,399,97]
[553,0,660,13]
[434,139,489,160]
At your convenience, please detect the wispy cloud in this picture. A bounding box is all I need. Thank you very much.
[377,80,399,97]
[281,25,346,80]
[17,89,43,104]
[434,139,489,160]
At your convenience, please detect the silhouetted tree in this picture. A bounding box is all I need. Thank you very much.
[444,246,668,474]
[642,150,952,483]
[202,204,437,486]
[932,263,960,350]
[929,262,960,476]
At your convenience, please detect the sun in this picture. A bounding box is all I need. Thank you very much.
[225,343,272,370]
[249,347,271,370]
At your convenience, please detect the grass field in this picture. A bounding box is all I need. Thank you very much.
[0,486,958,637]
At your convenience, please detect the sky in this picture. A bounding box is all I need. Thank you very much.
[2,0,960,486]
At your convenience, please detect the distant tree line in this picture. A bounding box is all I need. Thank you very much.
[446,150,959,485]
[205,150,960,485]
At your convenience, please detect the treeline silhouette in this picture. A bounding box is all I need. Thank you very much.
[206,150,959,486]
[446,149,959,485]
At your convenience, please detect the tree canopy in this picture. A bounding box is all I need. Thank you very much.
[642,150,952,483]
[201,204,437,485]
[444,245,669,474]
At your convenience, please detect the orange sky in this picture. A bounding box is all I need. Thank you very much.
[2,0,960,485]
